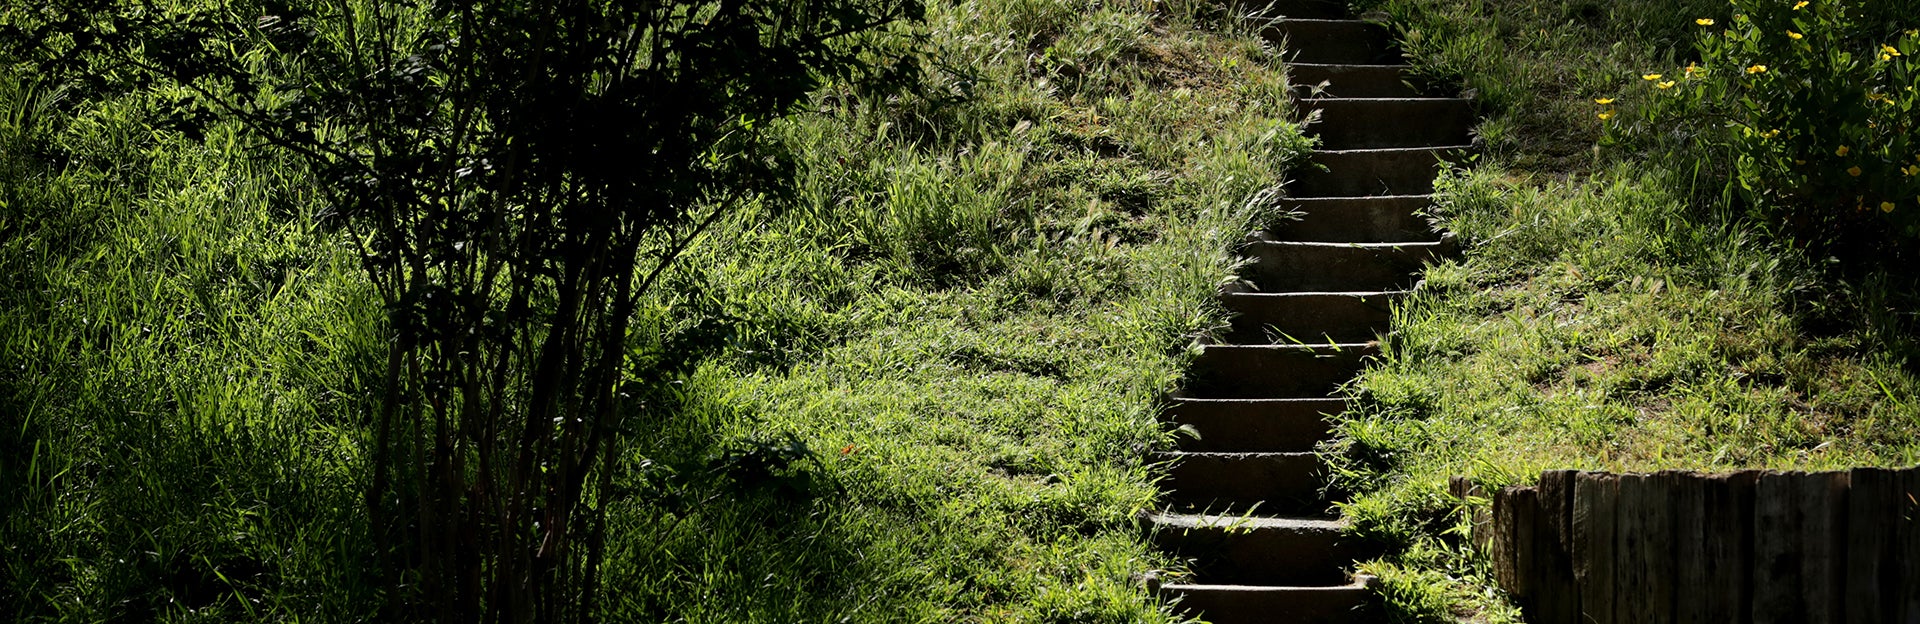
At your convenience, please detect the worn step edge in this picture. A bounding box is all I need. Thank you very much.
[1169,397,1343,453]
[1242,240,1449,293]
[1160,577,1378,624]
[1258,20,1401,65]
[1158,451,1329,514]
[1150,512,1358,585]
[1274,194,1435,243]
[1294,145,1474,198]
[1148,511,1346,531]
[1289,63,1422,99]
[1305,98,1475,150]
[1222,290,1406,346]
[1232,0,1348,20]
[1184,344,1376,400]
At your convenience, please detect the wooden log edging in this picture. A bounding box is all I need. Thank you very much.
[1484,468,1920,624]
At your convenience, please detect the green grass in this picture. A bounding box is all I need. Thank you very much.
[2,0,1313,621]
[1326,1,1920,621]
[13,0,1912,621]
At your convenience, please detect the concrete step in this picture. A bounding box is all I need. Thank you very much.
[1292,147,1470,197]
[1234,0,1347,20]
[1186,343,1376,399]
[1261,20,1401,65]
[1223,290,1406,344]
[1168,397,1343,453]
[1243,240,1448,292]
[1162,577,1380,624]
[1306,98,1474,150]
[1159,451,1330,514]
[1151,513,1370,586]
[1291,63,1423,98]
[1273,195,1436,243]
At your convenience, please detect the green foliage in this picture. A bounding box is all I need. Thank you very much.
[1606,0,1920,239]
[1326,2,1920,621]
[0,0,1308,620]
[1332,162,1920,621]
[6,0,927,620]
[1352,0,1733,171]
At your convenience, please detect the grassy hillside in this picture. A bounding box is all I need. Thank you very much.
[1,0,1309,621]
[1330,1,1920,620]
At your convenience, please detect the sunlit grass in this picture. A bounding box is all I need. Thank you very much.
[1,0,1310,621]
[1324,1,1920,618]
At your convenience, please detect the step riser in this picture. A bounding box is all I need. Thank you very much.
[1308,100,1474,150]
[1292,65,1422,98]
[1293,148,1464,197]
[1273,196,1436,243]
[1262,21,1401,65]
[1234,0,1347,20]
[1161,453,1327,513]
[1158,527,1361,585]
[1186,346,1373,399]
[1244,243,1439,292]
[1224,293,1399,345]
[1168,399,1342,453]
[1161,585,1379,624]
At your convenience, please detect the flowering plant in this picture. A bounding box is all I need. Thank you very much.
[1606,0,1920,238]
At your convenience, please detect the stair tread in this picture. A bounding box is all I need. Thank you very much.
[1304,96,1470,103]
[1291,62,1411,69]
[1314,145,1473,154]
[1225,289,1411,298]
[1163,580,1369,591]
[1149,511,1347,531]
[1161,450,1318,458]
[1201,341,1376,349]
[1259,238,1443,247]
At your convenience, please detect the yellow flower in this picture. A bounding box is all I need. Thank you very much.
[1595,98,1616,105]
[1644,73,1663,81]
[1759,129,1781,139]
[1697,18,1715,26]
[1658,80,1677,89]
[1837,146,1851,156]
[1747,65,1768,74]
[1788,31,1804,40]
[1883,202,1897,213]
[1685,63,1700,76]
[1849,166,1864,176]
[1794,1,1809,9]
[1904,165,1920,176]
[1885,45,1904,57]
[1598,110,1616,120]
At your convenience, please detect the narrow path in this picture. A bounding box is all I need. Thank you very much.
[1154,1,1473,622]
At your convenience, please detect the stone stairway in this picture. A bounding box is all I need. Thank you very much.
[1151,2,1474,622]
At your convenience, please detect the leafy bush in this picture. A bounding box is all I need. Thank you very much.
[1606,0,1920,241]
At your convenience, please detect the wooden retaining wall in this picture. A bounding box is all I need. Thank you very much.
[1483,468,1920,624]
